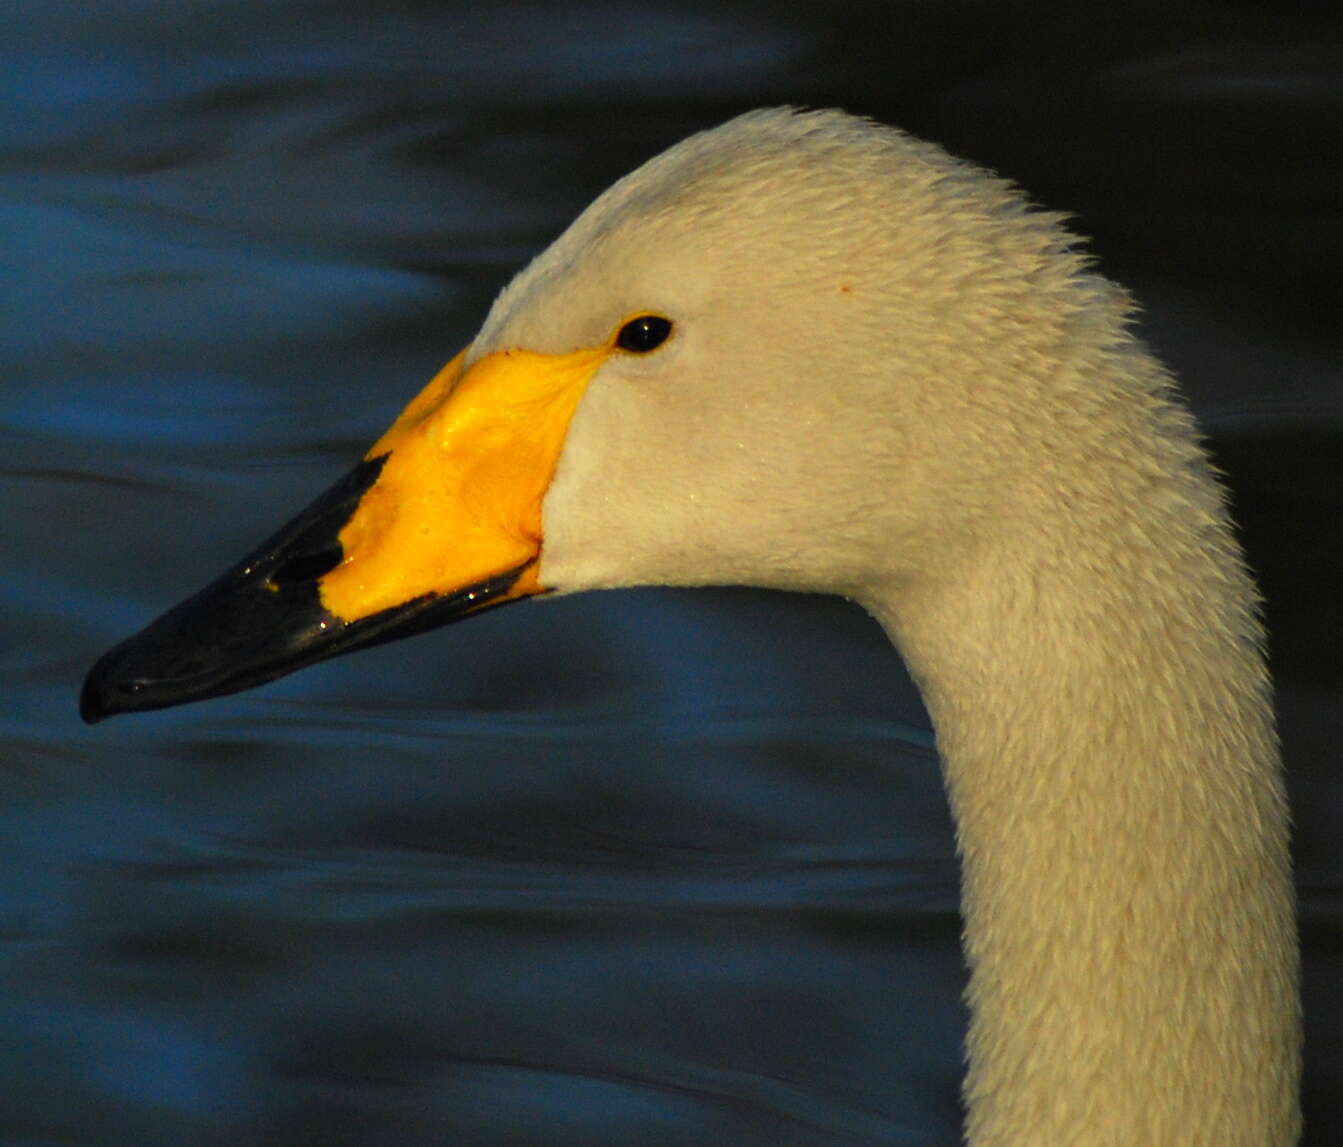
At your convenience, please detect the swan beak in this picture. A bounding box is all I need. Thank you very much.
[80,343,610,723]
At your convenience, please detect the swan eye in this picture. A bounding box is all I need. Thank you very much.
[615,315,672,354]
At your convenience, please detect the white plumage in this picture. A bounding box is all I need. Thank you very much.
[491,108,1301,1145]
[84,106,1303,1145]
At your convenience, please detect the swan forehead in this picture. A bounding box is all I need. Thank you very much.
[469,112,923,354]
[471,107,1082,374]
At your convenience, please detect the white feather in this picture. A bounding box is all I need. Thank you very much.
[471,108,1299,1146]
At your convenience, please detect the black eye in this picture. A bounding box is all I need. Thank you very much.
[615,315,673,353]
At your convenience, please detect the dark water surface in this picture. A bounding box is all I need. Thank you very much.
[4,3,1340,1144]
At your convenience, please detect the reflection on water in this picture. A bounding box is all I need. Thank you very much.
[4,2,1339,1144]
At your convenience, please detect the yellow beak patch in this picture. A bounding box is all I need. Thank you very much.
[318,342,611,622]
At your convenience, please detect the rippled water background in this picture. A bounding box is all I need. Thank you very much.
[4,4,1341,1144]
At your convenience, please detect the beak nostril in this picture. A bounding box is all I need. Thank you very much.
[270,546,343,587]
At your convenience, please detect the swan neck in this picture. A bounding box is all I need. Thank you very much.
[866,499,1301,1145]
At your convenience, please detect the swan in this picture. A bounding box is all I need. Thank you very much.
[81,107,1300,1145]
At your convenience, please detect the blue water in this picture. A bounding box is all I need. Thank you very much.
[3,3,1340,1144]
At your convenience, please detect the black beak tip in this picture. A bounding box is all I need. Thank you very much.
[77,456,394,727]
[79,681,109,725]
[80,651,155,724]
[76,456,538,726]
[80,655,115,724]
